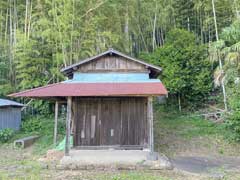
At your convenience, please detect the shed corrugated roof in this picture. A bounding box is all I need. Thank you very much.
[0,99,24,107]
[9,82,167,97]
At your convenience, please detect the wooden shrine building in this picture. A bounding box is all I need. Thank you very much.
[10,49,167,156]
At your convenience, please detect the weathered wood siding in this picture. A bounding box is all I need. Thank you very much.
[77,55,148,73]
[73,97,148,148]
[0,107,22,130]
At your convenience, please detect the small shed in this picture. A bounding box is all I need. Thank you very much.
[9,49,167,156]
[0,99,24,130]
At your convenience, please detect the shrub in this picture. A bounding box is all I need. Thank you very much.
[21,115,65,135]
[0,128,14,143]
[226,111,240,141]
[140,28,213,108]
[21,117,42,133]
[225,85,240,141]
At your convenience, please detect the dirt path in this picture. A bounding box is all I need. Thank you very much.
[1,144,240,179]
[171,156,240,178]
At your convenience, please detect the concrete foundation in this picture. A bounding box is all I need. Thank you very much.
[60,149,173,170]
[61,150,149,165]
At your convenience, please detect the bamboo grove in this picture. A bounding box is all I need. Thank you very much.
[0,0,239,111]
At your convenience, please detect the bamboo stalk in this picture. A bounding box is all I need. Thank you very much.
[212,0,228,111]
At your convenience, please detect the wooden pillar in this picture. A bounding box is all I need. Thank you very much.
[147,96,154,153]
[54,101,59,146]
[65,97,72,156]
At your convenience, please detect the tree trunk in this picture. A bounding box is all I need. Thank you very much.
[161,27,164,45]
[124,0,130,53]
[27,0,32,40]
[13,0,17,45]
[234,0,240,19]
[152,3,157,51]
[187,17,190,31]
[212,0,219,41]
[24,0,28,39]
[212,0,228,111]
[178,93,182,112]
[5,8,8,42]
[9,0,13,86]
[0,10,3,41]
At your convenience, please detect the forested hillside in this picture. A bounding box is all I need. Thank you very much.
[0,0,239,119]
[0,1,240,178]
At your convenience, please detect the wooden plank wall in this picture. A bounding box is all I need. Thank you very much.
[73,97,148,148]
[77,55,148,73]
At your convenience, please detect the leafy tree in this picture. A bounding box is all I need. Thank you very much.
[0,0,239,112]
[141,29,213,109]
[0,42,13,96]
[15,35,52,90]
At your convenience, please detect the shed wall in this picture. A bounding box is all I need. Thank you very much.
[0,107,22,130]
[77,55,148,73]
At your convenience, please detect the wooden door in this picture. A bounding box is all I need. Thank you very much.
[74,98,100,146]
[100,99,121,145]
[73,97,148,148]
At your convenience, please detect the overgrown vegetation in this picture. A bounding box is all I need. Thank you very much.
[22,115,65,154]
[211,20,240,142]
[141,29,213,109]
[225,85,240,141]
[0,128,15,143]
[4,115,66,154]
[154,105,240,156]
[21,117,43,133]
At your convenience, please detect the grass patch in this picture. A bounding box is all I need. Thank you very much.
[0,159,45,180]
[155,107,228,139]
[1,115,65,155]
[154,105,240,156]
[93,172,171,180]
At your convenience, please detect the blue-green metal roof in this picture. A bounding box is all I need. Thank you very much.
[63,72,161,83]
[0,99,24,107]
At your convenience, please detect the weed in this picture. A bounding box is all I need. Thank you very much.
[0,128,15,143]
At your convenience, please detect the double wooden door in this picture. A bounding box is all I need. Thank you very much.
[73,97,148,148]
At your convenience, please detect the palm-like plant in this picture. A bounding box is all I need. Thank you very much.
[209,20,240,110]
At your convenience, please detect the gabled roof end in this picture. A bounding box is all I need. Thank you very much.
[61,49,162,76]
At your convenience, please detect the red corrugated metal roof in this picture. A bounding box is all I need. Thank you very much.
[9,82,167,97]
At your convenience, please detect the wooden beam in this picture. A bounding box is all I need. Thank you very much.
[78,69,149,73]
[54,101,59,146]
[73,145,147,150]
[65,97,72,156]
[147,96,154,153]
